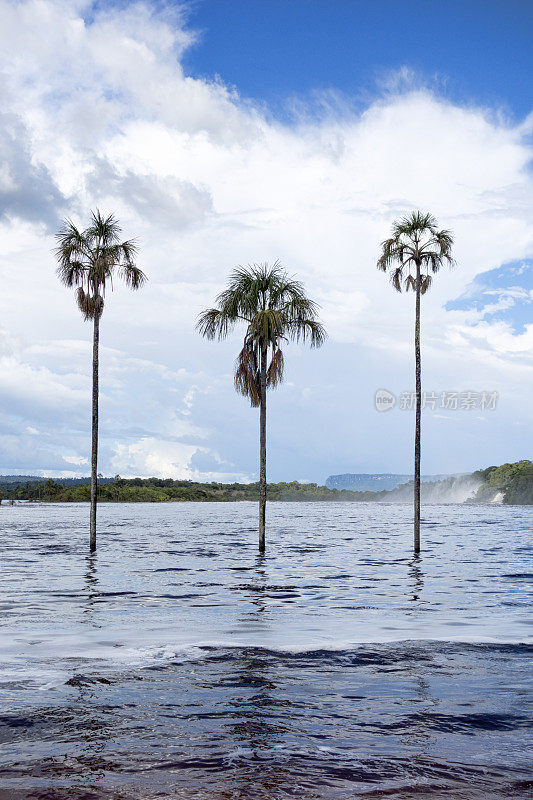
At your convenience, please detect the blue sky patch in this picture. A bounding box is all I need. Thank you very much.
[184,0,533,121]
[446,260,533,333]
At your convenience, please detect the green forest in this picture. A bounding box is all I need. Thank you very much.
[0,477,370,503]
[473,460,533,505]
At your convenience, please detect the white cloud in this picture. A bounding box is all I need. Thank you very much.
[111,436,204,480]
[0,0,531,479]
[63,455,88,465]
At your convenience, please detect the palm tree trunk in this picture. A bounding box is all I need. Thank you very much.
[414,264,421,553]
[90,312,99,552]
[259,342,267,552]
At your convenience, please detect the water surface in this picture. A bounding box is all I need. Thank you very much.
[1,502,531,798]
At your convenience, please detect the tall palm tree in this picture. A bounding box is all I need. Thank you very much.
[377,211,454,553]
[55,210,146,551]
[197,263,325,552]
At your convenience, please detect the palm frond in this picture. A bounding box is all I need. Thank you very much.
[196,308,234,340]
[56,259,85,287]
[199,262,324,399]
[86,209,122,247]
[76,288,104,321]
[376,238,396,271]
[120,239,139,265]
[54,211,145,321]
[267,347,284,388]
[392,266,404,292]
[421,250,441,274]
[55,220,90,283]
[420,274,433,294]
[234,342,260,407]
[268,266,305,307]
[404,274,416,292]
[377,211,454,295]
[119,263,147,289]
[248,309,285,343]
[283,293,320,322]
[393,211,438,239]
[285,317,327,347]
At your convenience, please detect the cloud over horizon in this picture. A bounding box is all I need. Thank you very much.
[0,0,532,481]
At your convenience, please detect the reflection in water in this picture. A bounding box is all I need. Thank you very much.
[403,557,438,759]
[229,552,271,633]
[224,558,298,798]
[82,553,101,627]
[74,686,110,787]
[402,673,437,754]
[408,554,424,602]
[224,651,289,797]
[250,552,268,615]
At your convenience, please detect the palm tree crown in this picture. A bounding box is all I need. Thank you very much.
[377,211,454,293]
[197,262,326,406]
[55,209,146,318]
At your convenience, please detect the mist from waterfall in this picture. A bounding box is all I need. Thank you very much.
[378,475,483,504]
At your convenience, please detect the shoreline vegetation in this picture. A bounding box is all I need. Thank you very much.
[1,460,531,505]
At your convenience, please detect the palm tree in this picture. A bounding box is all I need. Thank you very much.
[197,263,325,552]
[377,211,454,553]
[55,210,146,551]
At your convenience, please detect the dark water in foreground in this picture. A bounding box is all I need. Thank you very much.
[1,502,532,799]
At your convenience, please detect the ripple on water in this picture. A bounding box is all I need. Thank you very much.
[0,501,531,798]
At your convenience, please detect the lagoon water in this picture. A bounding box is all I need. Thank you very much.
[1,501,532,798]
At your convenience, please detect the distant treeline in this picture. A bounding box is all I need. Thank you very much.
[0,477,373,503]
[1,460,531,504]
[0,475,115,486]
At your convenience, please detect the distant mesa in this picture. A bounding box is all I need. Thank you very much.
[325,473,453,492]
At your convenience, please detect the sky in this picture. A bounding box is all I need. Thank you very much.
[0,0,532,483]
